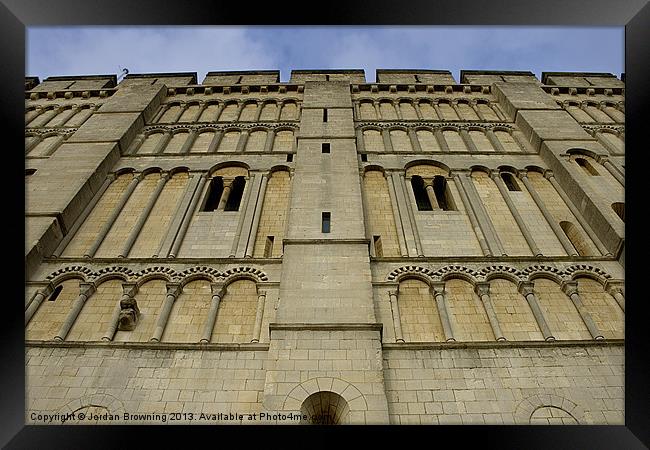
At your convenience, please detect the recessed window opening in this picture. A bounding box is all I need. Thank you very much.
[236,76,243,84]
[575,158,600,176]
[48,285,63,302]
[202,177,224,212]
[433,176,454,210]
[501,172,521,191]
[224,176,245,211]
[325,75,330,81]
[322,212,331,233]
[286,154,294,162]
[25,169,37,176]
[322,143,330,153]
[360,154,368,162]
[612,202,625,222]
[323,109,328,122]
[414,75,421,83]
[373,235,383,256]
[411,176,432,211]
[264,236,275,257]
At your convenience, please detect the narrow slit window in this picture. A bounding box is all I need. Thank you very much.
[322,212,331,233]
[414,75,421,83]
[575,158,600,176]
[373,235,383,257]
[202,177,224,212]
[25,169,37,176]
[411,176,432,211]
[286,154,294,162]
[322,143,330,153]
[323,108,328,122]
[325,75,330,81]
[224,176,246,211]
[48,285,63,302]
[236,76,243,84]
[433,176,455,210]
[612,202,625,222]
[501,172,521,191]
[360,154,368,162]
[264,236,275,257]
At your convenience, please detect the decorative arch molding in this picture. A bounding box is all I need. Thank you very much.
[282,377,367,412]
[57,392,126,420]
[384,264,614,285]
[46,266,94,285]
[25,128,78,137]
[222,266,269,283]
[355,122,514,131]
[514,393,585,425]
[143,122,299,134]
[93,266,134,285]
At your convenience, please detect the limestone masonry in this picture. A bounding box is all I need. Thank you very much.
[25,69,625,424]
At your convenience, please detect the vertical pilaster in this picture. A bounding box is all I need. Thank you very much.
[200,283,225,343]
[150,284,182,342]
[154,131,172,154]
[180,130,198,154]
[251,290,267,342]
[245,173,269,257]
[381,129,394,153]
[53,283,96,341]
[408,128,422,153]
[236,129,250,153]
[518,281,555,341]
[605,280,625,312]
[388,289,405,343]
[207,130,223,153]
[459,129,478,153]
[452,173,491,256]
[459,173,505,256]
[561,281,605,340]
[102,283,138,341]
[475,283,506,341]
[397,173,423,257]
[434,129,449,152]
[486,129,506,153]
[598,156,625,186]
[264,130,275,153]
[169,173,209,258]
[386,172,408,257]
[431,282,456,342]
[25,285,53,326]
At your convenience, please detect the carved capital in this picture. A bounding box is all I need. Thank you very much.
[79,282,96,298]
[604,280,624,296]
[430,282,446,296]
[561,281,579,297]
[387,289,399,299]
[121,282,138,298]
[517,281,535,297]
[543,170,555,180]
[474,282,490,298]
[210,282,226,297]
[165,283,182,299]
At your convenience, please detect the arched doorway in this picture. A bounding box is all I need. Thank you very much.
[300,391,350,425]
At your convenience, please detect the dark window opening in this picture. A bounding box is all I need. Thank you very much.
[414,75,421,83]
[612,202,625,222]
[325,75,330,81]
[65,81,75,89]
[48,285,63,302]
[322,143,330,153]
[322,212,331,233]
[575,158,600,176]
[411,176,432,211]
[373,235,383,256]
[323,108,328,122]
[25,169,37,176]
[236,76,243,84]
[201,177,224,212]
[501,172,521,191]
[433,176,455,211]
[264,236,275,257]
[224,176,246,211]
[360,154,368,162]
[150,78,158,85]
[287,154,294,162]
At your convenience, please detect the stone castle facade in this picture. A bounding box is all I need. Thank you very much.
[25,69,625,425]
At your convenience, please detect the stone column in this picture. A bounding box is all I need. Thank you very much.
[151,104,169,123]
[118,172,170,258]
[459,173,505,256]
[236,129,250,153]
[125,134,146,155]
[25,284,53,326]
[171,104,186,123]
[490,103,506,121]
[85,173,143,258]
[217,178,235,211]
[386,172,409,257]
[431,282,456,342]
[230,174,255,257]
[52,174,116,257]
[275,102,284,121]
[604,280,625,312]
[25,135,42,154]
[432,103,443,121]
[424,181,440,209]
[451,173,491,256]
[580,104,602,122]
[200,283,225,343]
[434,129,449,152]
[561,281,604,340]
[394,101,403,120]
[264,129,275,153]
[245,173,269,257]
[42,134,67,157]
[180,130,198,154]
[450,101,462,120]
[26,107,46,126]
[207,130,224,153]
[598,156,625,187]
[388,289,405,343]
[413,102,423,120]
[512,131,533,153]
[169,173,210,258]
[154,131,173,154]
[251,290,267,343]
[56,106,82,127]
[381,129,393,153]
[373,101,381,120]
[471,101,485,121]
[543,171,610,255]
[518,172,579,256]
[102,283,138,341]
[459,129,478,153]
[195,103,208,122]
[150,284,182,342]
[474,283,506,341]
[485,129,506,153]
[400,174,424,257]
[518,282,555,341]
[353,101,361,120]
[53,283,96,341]
[408,128,422,153]
[360,172,374,257]
[356,128,365,153]
[491,172,541,256]
[213,103,226,121]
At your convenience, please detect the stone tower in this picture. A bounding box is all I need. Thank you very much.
[25,68,624,424]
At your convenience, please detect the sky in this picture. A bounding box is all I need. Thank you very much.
[26,26,624,83]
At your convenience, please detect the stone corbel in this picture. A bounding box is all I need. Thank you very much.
[118,283,140,331]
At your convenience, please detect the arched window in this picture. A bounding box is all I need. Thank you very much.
[224,176,245,211]
[201,177,224,212]
[501,172,521,191]
[411,176,432,211]
[433,176,455,210]
[575,158,600,176]
[611,202,624,222]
